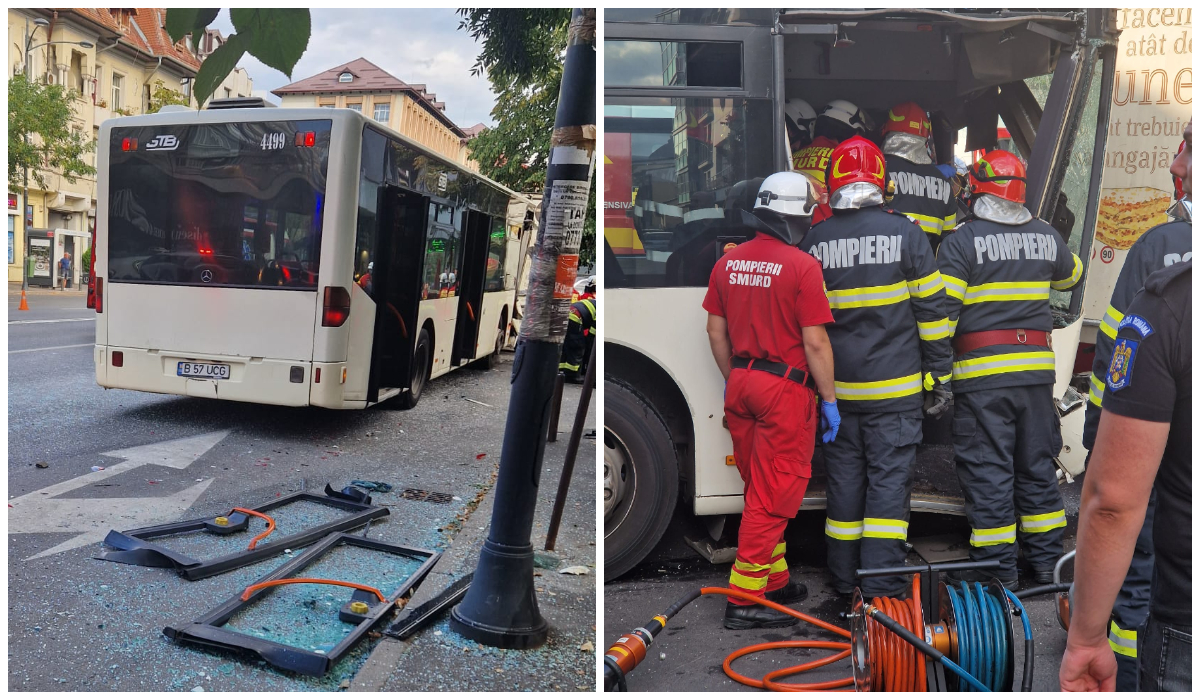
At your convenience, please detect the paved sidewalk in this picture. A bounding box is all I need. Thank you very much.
[350,383,597,692]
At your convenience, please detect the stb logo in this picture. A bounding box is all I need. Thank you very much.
[145,135,179,151]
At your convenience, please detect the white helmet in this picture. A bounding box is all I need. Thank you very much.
[817,99,873,139]
[785,98,817,128]
[754,171,824,218]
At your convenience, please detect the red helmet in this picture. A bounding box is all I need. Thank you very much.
[1174,138,1186,201]
[826,136,887,195]
[969,150,1027,204]
[881,101,931,138]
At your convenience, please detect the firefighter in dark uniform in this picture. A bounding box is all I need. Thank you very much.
[801,136,954,597]
[881,102,958,252]
[936,150,1083,586]
[559,284,596,383]
[703,171,840,629]
[1060,261,1191,692]
[1080,122,1191,690]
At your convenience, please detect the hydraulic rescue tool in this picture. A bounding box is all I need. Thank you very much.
[605,555,1074,692]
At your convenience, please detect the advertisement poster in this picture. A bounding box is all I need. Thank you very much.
[29,238,51,280]
[603,131,643,256]
[1083,8,1191,321]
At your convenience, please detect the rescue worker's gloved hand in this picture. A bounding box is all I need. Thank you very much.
[819,400,841,443]
[924,380,952,417]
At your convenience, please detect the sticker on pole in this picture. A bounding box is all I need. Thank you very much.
[544,180,589,253]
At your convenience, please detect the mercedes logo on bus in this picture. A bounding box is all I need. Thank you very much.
[201,269,213,283]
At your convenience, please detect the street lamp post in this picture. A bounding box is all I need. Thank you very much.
[20,17,94,307]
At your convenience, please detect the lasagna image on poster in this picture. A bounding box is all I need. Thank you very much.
[1094,186,1172,250]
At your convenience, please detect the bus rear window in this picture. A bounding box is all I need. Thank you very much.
[106,120,331,290]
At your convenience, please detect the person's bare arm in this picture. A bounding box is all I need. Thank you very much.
[801,324,836,403]
[1059,409,1168,691]
[706,313,733,381]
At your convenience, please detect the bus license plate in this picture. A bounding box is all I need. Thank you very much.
[177,362,230,380]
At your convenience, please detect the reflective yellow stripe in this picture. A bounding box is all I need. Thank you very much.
[1050,254,1083,291]
[581,298,596,317]
[1099,305,1124,340]
[834,373,923,401]
[559,362,580,371]
[1019,509,1067,533]
[770,557,789,574]
[825,518,863,541]
[970,524,1017,547]
[827,280,910,309]
[962,281,1051,304]
[729,570,769,591]
[1088,372,1104,407]
[906,212,943,234]
[918,318,950,341]
[907,271,945,298]
[733,559,771,573]
[863,518,908,540]
[1109,621,1138,657]
[952,351,1056,380]
[949,317,959,335]
[943,275,967,300]
[772,542,786,558]
[943,212,957,230]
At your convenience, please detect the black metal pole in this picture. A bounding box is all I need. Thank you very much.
[451,8,596,650]
[547,372,565,442]
[545,341,596,551]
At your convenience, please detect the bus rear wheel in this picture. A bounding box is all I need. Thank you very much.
[397,328,431,410]
[604,378,678,581]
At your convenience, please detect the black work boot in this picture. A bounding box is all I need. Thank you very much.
[723,602,798,630]
[764,582,808,606]
[1031,568,1055,585]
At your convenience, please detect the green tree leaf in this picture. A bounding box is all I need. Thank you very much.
[191,32,248,108]
[8,74,96,190]
[165,8,220,45]
[229,8,310,77]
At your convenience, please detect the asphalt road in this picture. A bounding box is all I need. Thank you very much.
[604,465,1083,692]
[8,288,595,691]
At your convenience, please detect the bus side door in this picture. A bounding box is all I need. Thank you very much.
[452,209,491,364]
[368,185,429,403]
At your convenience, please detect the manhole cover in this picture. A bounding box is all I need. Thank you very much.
[400,488,454,505]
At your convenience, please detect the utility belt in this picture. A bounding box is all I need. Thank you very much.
[953,328,1053,357]
[730,357,814,388]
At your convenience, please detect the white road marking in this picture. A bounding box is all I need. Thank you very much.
[9,343,93,354]
[8,430,230,560]
[9,318,94,324]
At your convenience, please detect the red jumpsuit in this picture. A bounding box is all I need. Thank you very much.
[703,233,833,603]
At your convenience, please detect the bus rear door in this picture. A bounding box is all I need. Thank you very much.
[367,185,429,403]
[452,209,491,364]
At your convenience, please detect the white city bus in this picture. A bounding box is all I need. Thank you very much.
[603,9,1121,579]
[93,101,536,409]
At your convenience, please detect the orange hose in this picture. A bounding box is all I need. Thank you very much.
[239,577,387,603]
[697,576,929,692]
[229,507,275,550]
[699,587,856,691]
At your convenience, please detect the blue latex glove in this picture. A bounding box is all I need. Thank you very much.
[820,400,841,443]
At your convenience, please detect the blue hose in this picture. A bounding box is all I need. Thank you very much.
[945,581,1013,691]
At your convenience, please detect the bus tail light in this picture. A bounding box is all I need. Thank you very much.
[112,350,123,367]
[314,368,321,384]
[322,286,351,327]
[295,131,316,148]
[94,277,103,313]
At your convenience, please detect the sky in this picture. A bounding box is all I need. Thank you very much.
[211,9,496,128]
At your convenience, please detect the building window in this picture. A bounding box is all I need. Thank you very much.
[224,87,232,98]
[373,102,390,122]
[319,100,335,108]
[8,215,15,265]
[112,73,124,110]
[339,72,353,83]
[347,103,362,113]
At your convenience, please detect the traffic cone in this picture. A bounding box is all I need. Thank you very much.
[18,290,29,311]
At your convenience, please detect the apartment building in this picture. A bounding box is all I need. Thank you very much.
[7,8,251,284]
[272,58,483,167]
